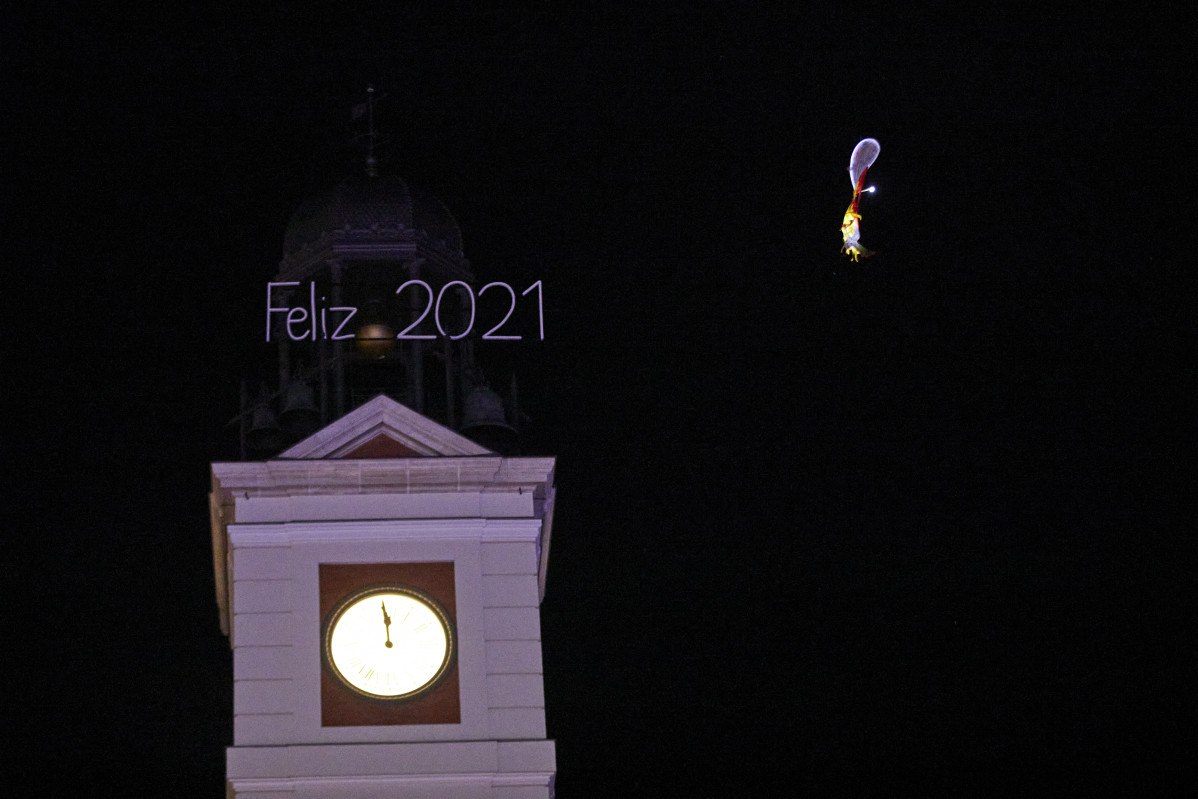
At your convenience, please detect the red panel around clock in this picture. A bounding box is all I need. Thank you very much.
[319,561,461,727]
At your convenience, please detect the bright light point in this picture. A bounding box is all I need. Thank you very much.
[864,186,876,193]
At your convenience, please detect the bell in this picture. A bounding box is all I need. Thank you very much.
[246,404,284,452]
[460,385,519,455]
[280,380,321,439]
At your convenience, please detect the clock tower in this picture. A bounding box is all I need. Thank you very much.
[209,396,557,796]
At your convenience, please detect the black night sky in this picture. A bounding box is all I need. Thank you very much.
[5,5,1190,795]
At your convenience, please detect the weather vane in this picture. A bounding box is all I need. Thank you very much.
[352,84,385,177]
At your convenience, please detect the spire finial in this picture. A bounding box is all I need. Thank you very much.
[352,85,381,177]
[364,85,377,177]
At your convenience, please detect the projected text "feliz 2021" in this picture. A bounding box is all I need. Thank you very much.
[267,280,545,342]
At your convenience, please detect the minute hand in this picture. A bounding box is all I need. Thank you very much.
[381,600,393,648]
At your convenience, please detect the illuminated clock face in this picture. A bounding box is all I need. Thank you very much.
[323,586,454,699]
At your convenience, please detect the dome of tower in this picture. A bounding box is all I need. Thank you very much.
[410,187,465,256]
[282,173,464,257]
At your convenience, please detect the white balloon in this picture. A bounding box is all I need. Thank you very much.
[849,138,880,188]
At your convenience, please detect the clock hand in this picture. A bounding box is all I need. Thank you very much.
[381,600,393,649]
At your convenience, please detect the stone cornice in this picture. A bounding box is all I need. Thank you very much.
[211,456,555,502]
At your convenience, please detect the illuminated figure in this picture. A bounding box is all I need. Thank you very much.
[840,137,880,261]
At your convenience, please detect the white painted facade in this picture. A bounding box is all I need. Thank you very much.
[210,396,556,797]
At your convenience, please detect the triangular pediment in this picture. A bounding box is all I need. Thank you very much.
[278,394,492,459]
